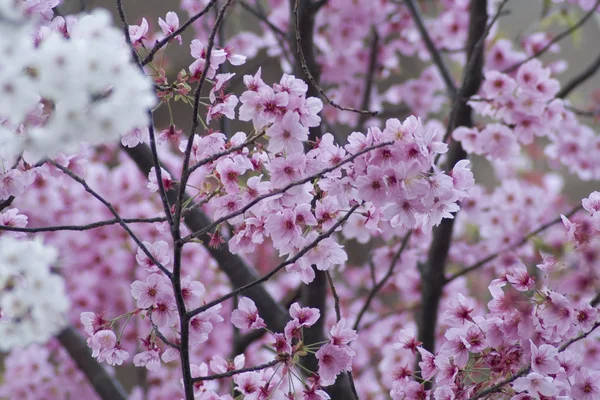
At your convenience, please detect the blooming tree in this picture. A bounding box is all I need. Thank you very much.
[2,0,600,399]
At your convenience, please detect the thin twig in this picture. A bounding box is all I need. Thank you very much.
[325,270,341,321]
[186,204,361,319]
[403,0,457,98]
[239,0,287,38]
[446,205,582,283]
[502,0,600,73]
[293,0,378,117]
[357,28,380,128]
[115,0,140,65]
[325,270,360,400]
[191,359,281,382]
[557,51,600,99]
[49,161,172,278]
[353,231,412,331]
[0,216,166,233]
[141,0,220,66]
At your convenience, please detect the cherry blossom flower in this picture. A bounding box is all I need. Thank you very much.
[158,12,181,44]
[315,343,352,386]
[530,340,560,375]
[572,368,600,400]
[130,273,171,309]
[267,111,308,154]
[135,240,171,272]
[230,297,266,330]
[512,372,557,397]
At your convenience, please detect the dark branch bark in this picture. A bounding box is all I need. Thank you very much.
[557,51,600,99]
[404,0,457,98]
[417,0,488,359]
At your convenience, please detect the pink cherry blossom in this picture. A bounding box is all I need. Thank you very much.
[230,297,266,330]
[315,343,352,386]
[158,12,181,44]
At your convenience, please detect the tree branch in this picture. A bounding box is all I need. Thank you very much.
[502,0,600,73]
[353,231,412,331]
[417,0,488,358]
[446,204,582,283]
[403,0,457,98]
[557,51,600,99]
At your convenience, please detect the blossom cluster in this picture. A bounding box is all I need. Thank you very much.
[0,5,154,160]
[0,236,69,350]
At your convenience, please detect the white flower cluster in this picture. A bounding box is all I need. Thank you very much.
[0,5,155,160]
[0,236,69,350]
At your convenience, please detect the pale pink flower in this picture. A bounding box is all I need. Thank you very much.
[133,349,161,371]
[530,340,560,375]
[512,372,557,397]
[99,345,129,366]
[315,343,352,386]
[90,329,116,358]
[231,297,266,330]
[266,111,308,154]
[147,167,174,193]
[393,328,422,354]
[128,18,148,47]
[151,293,178,328]
[289,302,320,328]
[417,347,437,380]
[136,240,171,272]
[355,165,388,206]
[180,275,205,309]
[329,318,358,346]
[572,368,600,400]
[0,208,28,238]
[121,127,149,148]
[233,371,264,399]
[308,237,348,271]
[442,293,476,326]
[189,305,223,346]
[158,12,181,44]
[80,312,108,337]
[130,273,171,309]
[264,209,302,252]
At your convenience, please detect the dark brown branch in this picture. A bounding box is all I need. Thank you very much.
[557,51,600,99]
[0,216,166,233]
[115,0,140,65]
[292,0,378,128]
[58,326,128,400]
[353,231,412,331]
[170,3,234,396]
[191,359,281,382]
[140,0,219,66]
[239,0,287,39]
[417,0,488,358]
[357,28,380,128]
[446,205,582,283]
[403,0,457,98]
[0,196,15,212]
[502,0,600,73]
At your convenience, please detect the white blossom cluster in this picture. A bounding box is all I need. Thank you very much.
[0,4,155,160]
[0,236,69,350]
